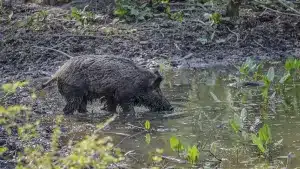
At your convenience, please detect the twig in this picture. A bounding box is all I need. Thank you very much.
[114,130,146,147]
[277,0,300,15]
[203,149,222,162]
[253,40,269,51]
[126,123,145,130]
[32,46,73,59]
[226,27,240,46]
[101,132,131,137]
[124,150,135,156]
[259,5,300,17]
[161,155,187,164]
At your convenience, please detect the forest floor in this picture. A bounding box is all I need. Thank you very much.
[1,2,300,85]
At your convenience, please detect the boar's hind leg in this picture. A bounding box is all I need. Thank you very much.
[77,96,88,113]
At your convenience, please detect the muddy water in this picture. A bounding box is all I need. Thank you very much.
[38,67,300,168]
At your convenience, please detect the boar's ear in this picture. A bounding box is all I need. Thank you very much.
[150,70,163,89]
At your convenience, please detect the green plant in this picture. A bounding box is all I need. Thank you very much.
[251,124,272,154]
[145,120,151,130]
[0,81,124,169]
[114,0,184,22]
[186,145,200,164]
[210,12,221,25]
[261,67,274,103]
[21,10,49,31]
[238,57,263,80]
[169,136,184,153]
[70,6,98,27]
[114,0,153,22]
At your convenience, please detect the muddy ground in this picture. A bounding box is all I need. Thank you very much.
[1,2,300,85]
[0,1,300,168]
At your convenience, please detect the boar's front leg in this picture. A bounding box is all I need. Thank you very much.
[77,96,88,113]
[120,103,135,118]
[63,96,83,115]
[106,96,117,112]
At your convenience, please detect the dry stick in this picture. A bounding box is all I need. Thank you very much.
[101,132,131,137]
[226,27,240,46]
[124,150,135,156]
[114,130,147,148]
[260,5,300,17]
[32,46,73,59]
[277,0,300,15]
[161,155,187,164]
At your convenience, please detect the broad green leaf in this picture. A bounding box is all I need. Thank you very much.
[229,119,240,134]
[144,120,151,130]
[258,124,271,144]
[240,108,247,129]
[279,72,290,84]
[267,67,275,82]
[169,136,184,152]
[285,58,294,71]
[145,133,151,145]
[187,145,200,164]
[251,134,265,153]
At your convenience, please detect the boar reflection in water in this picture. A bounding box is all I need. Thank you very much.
[41,55,173,117]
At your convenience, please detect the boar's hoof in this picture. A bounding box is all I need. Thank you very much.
[63,108,75,115]
[77,108,88,114]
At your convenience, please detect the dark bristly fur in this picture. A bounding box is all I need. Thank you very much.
[41,55,173,116]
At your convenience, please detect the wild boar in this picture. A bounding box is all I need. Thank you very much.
[41,55,173,117]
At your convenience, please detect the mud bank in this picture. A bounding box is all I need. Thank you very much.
[1,3,299,84]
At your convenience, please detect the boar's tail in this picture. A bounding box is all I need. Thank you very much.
[40,60,71,89]
[40,77,57,89]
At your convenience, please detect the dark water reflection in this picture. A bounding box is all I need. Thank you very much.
[39,66,300,168]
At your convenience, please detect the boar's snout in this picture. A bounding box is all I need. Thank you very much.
[151,102,173,112]
[149,93,174,112]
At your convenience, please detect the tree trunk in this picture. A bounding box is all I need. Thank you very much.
[225,0,242,17]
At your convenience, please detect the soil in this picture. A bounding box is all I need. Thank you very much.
[0,1,300,168]
[1,2,300,86]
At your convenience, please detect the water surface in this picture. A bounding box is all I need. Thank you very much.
[39,66,300,168]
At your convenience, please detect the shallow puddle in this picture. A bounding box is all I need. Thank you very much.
[36,65,300,168]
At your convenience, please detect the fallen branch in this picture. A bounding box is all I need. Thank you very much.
[124,150,135,156]
[161,155,187,164]
[114,130,147,148]
[32,46,73,59]
[259,5,300,17]
[277,0,300,15]
[227,27,239,46]
[101,132,131,137]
